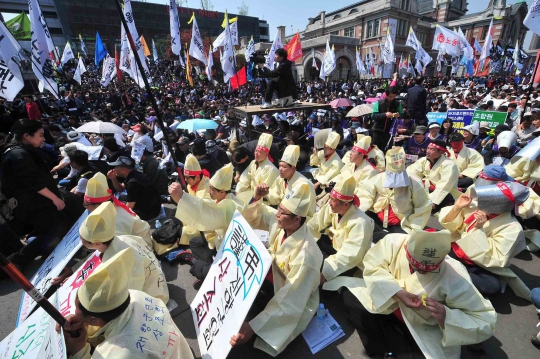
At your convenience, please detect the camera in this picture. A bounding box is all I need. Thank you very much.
[249,50,266,65]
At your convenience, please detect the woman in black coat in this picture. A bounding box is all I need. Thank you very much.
[1,120,67,271]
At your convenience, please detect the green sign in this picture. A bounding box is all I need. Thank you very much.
[471,110,507,129]
[5,12,32,41]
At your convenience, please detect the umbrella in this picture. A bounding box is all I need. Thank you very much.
[329,98,354,108]
[76,121,125,135]
[434,89,450,94]
[364,97,380,104]
[346,104,373,117]
[176,119,218,132]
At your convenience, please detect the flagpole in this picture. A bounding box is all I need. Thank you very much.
[113,0,187,191]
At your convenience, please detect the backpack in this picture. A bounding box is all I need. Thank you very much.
[152,217,183,245]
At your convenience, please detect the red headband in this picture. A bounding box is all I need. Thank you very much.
[330,189,360,207]
[83,189,136,216]
[405,243,443,272]
[496,182,516,203]
[184,168,210,178]
[428,143,450,157]
[479,172,500,182]
[352,146,369,155]
[256,145,270,153]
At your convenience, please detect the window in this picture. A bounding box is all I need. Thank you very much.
[349,8,358,15]
[344,26,355,37]
[330,30,340,36]
[397,19,408,37]
[333,14,341,20]
[400,0,410,11]
[481,25,489,40]
[366,19,380,38]
[417,31,426,44]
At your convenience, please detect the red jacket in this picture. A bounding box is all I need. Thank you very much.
[26,102,41,120]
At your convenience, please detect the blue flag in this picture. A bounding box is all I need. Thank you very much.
[94,31,108,66]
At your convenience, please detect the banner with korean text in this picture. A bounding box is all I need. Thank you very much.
[471,111,507,129]
[446,109,475,129]
[191,211,271,359]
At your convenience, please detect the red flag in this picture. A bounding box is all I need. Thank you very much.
[533,49,540,86]
[284,32,302,62]
[115,47,123,82]
[231,66,247,90]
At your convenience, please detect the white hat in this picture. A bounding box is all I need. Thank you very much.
[67,131,81,141]
[281,183,311,217]
[330,176,359,206]
[209,163,234,191]
[325,132,341,150]
[352,136,371,154]
[281,145,300,167]
[497,131,517,149]
[384,147,410,188]
[406,230,451,272]
[79,202,116,243]
[462,122,479,136]
[257,133,273,151]
[184,154,202,176]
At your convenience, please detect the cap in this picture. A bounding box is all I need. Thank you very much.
[206,140,217,154]
[352,136,371,154]
[325,132,341,150]
[67,131,81,141]
[209,163,234,191]
[494,124,510,133]
[79,202,116,242]
[257,133,273,152]
[330,176,358,205]
[281,145,300,167]
[462,122,479,136]
[78,248,133,313]
[406,230,451,272]
[184,154,202,176]
[476,165,514,187]
[384,147,410,188]
[107,156,135,169]
[497,131,517,149]
[428,123,440,129]
[413,126,428,135]
[479,121,490,130]
[177,136,190,145]
[471,181,530,215]
[85,173,110,202]
[281,183,311,217]
[213,116,221,122]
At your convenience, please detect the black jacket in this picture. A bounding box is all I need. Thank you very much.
[407,84,428,124]
[371,99,401,133]
[255,59,297,98]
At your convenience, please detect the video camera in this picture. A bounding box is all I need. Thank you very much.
[249,50,266,65]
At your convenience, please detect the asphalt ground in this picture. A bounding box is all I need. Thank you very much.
[1,210,540,359]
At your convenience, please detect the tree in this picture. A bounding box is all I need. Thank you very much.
[201,0,214,10]
[238,1,249,16]
[175,0,187,6]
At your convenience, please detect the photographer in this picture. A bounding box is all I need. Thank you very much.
[254,48,296,109]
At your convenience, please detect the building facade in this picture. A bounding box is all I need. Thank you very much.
[280,0,529,81]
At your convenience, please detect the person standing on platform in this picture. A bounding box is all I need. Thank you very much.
[407,76,429,126]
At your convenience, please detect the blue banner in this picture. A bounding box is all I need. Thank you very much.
[426,112,447,125]
[446,109,475,129]
[94,31,108,66]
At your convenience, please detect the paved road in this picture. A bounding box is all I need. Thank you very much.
[1,210,539,358]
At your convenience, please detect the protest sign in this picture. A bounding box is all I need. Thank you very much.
[446,109,475,129]
[1,296,66,359]
[426,112,447,124]
[472,110,507,129]
[17,212,88,326]
[191,211,271,359]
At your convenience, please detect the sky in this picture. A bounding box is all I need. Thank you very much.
[1,0,535,45]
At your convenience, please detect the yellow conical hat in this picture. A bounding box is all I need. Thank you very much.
[385,147,406,173]
[209,163,234,191]
[325,132,340,150]
[79,202,116,243]
[281,145,300,166]
[281,183,311,217]
[78,248,133,313]
[184,154,202,176]
[352,136,371,154]
[257,133,273,151]
[406,230,451,272]
[84,173,110,203]
[330,175,357,204]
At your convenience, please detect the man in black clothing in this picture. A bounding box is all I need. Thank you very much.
[407,76,428,126]
[107,156,161,220]
[371,86,402,151]
[255,48,296,109]
[191,138,221,177]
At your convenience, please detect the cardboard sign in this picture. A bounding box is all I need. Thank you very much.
[446,109,475,129]
[17,212,88,326]
[190,211,271,359]
[471,110,508,129]
[426,112,447,124]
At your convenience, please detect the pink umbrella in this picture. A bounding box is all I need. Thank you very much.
[364,97,380,104]
[329,98,354,108]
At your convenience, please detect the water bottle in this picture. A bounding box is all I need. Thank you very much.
[317,303,326,320]
[155,220,162,229]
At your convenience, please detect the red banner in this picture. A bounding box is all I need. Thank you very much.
[534,49,540,86]
[115,47,123,82]
[284,32,303,62]
[231,66,247,89]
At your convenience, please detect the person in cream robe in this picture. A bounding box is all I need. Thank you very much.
[506,137,540,195]
[439,182,531,300]
[358,147,431,242]
[342,134,386,173]
[309,131,344,191]
[325,230,496,359]
[60,249,193,359]
[79,202,169,304]
[447,132,484,190]
[230,183,323,357]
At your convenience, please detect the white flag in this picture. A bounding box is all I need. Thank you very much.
[356,47,366,75]
[265,30,283,70]
[457,27,474,61]
[405,27,420,50]
[524,0,540,37]
[61,41,75,65]
[319,50,326,80]
[0,21,23,101]
[472,37,483,54]
[415,59,423,75]
[220,11,236,83]
[169,0,184,67]
[416,46,432,66]
[480,19,493,62]
[244,36,255,63]
[122,0,152,86]
[368,47,374,75]
[189,14,207,65]
[206,46,213,81]
[407,55,415,75]
[213,20,239,50]
[437,50,444,73]
[432,25,461,57]
[513,39,520,68]
[120,25,135,79]
[311,48,319,70]
[100,54,116,87]
[152,39,158,62]
[29,0,58,98]
[382,28,394,64]
[321,40,336,77]
[0,20,22,64]
[73,56,87,84]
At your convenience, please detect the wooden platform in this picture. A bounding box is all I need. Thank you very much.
[233,102,332,119]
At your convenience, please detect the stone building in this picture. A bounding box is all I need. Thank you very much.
[271,0,529,80]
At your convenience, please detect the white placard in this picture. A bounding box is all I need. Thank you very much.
[190,211,272,359]
[17,212,88,326]
[131,141,145,163]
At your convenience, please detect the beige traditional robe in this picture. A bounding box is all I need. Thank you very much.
[265,171,317,218]
[309,150,344,185]
[115,206,152,247]
[448,147,484,179]
[307,203,374,280]
[236,157,279,194]
[242,200,323,357]
[72,290,193,359]
[333,160,379,196]
[324,234,497,359]
[439,207,530,300]
[188,176,211,199]
[357,172,431,231]
[406,155,459,205]
[506,157,540,188]
[518,189,540,251]
[175,192,244,250]
[342,146,386,172]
